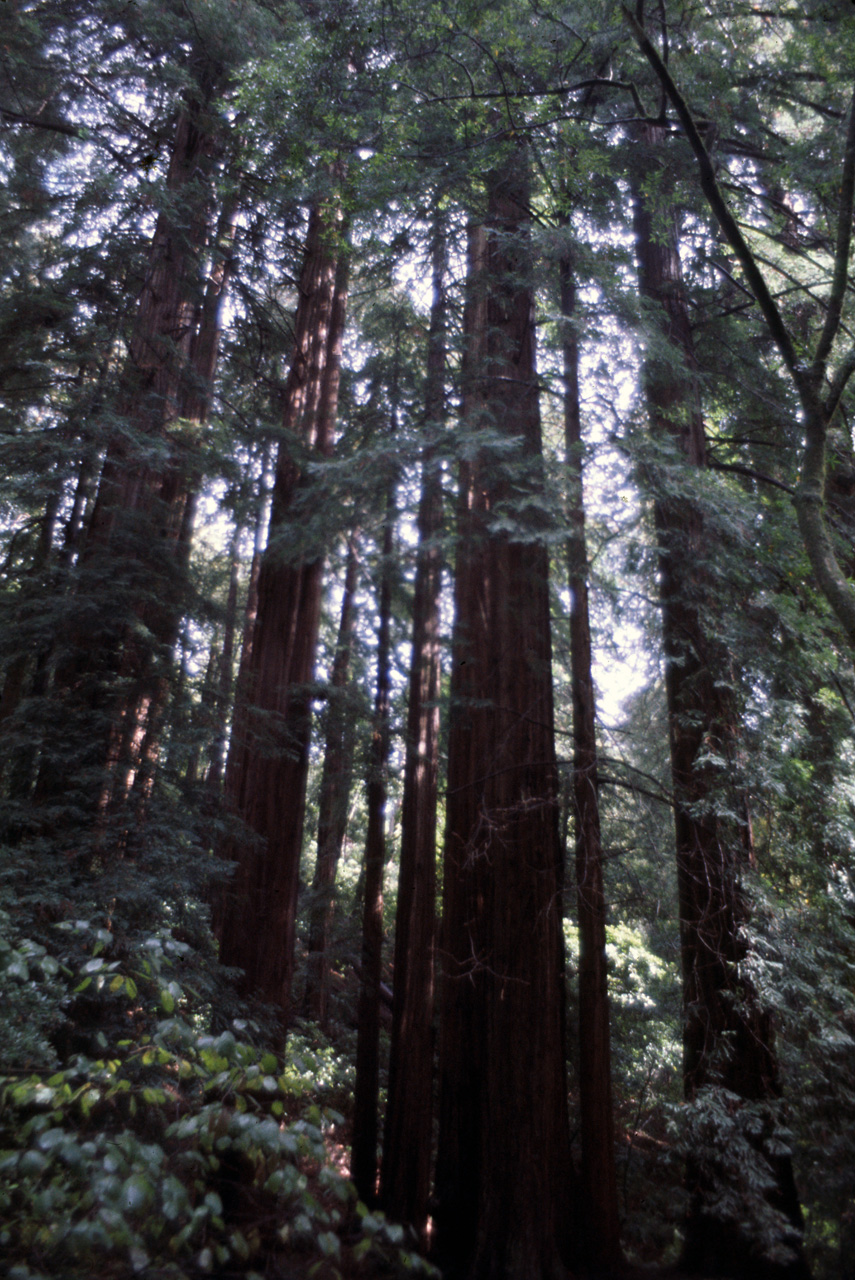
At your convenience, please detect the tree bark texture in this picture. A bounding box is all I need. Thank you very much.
[381,212,446,1240]
[84,97,225,581]
[212,448,272,808]
[0,485,62,807]
[217,204,348,1017]
[208,457,270,939]
[302,533,360,1026]
[109,185,241,813]
[36,80,234,824]
[632,123,809,1279]
[351,482,395,1205]
[559,250,621,1270]
[434,146,574,1280]
[204,521,242,798]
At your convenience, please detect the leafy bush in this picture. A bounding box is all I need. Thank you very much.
[0,921,436,1280]
[279,1021,357,1113]
[669,1086,805,1270]
[0,911,67,1070]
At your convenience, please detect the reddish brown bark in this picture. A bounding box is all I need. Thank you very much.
[208,463,270,940]
[351,481,395,1205]
[37,83,234,823]
[560,251,621,1270]
[216,205,349,1017]
[632,123,809,1278]
[114,187,240,811]
[381,213,446,1240]
[434,145,574,1280]
[84,98,222,557]
[214,450,273,810]
[302,533,360,1026]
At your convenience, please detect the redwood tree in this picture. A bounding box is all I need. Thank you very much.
[560,245,621,1270]
[381,210,447,1239]
[632,120,809,1278]
[302,534,360,1026]
[26,62,236,835]
[351,476,395,1205]
[434,143,575,1280]
[217,202,349,1018]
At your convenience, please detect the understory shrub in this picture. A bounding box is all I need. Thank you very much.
[0,919,435,1280]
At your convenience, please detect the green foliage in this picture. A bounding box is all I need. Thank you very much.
[0,915,67,1071]
[277,1023,357,1113]
[565,916,684,1258]
[670,1087,805,1268]
[604,922,681,1093]
[742,880,855,1278]
[0,923,435,1280]
[565,919,680,1093]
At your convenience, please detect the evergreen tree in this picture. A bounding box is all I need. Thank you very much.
[381,203,448,1241]
[216,199,349,1018]
[560,239,621,1270]
[302,533,361,1026]
[435,142,575,1280]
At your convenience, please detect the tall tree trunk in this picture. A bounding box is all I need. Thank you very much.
[434,144,575,1280]
[82,98,220,559]
[632,123,809,1279]
[351,480,395,1205]
[209,453,271,937]
[183,506,244,799]
[560,249,621,1270]
[217,446,273,795]
[0,483,61,731]
[112,187,241,813]
[302,533,360,1026]
[216,204,349,1018]
[182,636,219,795]
[203,522,242,799]
[35,80,231,823]
[381,211,446,1240]
[60,448,98,569]
[0,484,62,808]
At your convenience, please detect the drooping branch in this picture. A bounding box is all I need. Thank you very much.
[625,7,855,650]
[622,7,798,378]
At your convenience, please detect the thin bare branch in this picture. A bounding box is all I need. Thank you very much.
[622,6,799,378]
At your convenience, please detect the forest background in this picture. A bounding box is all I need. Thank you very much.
[2,0,855,1278]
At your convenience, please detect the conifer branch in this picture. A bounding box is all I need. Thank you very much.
[707,461,796,496]
[0,106,81,138]
[625,8,855,648]
[622,7,799,379]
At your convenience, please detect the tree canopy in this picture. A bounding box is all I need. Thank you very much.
[2,1,855,1278]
